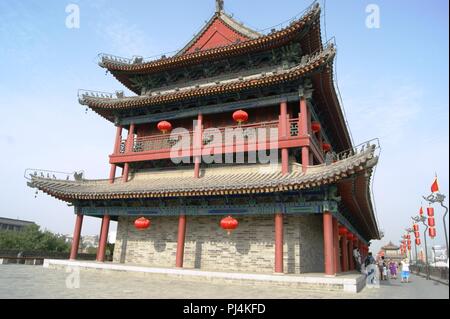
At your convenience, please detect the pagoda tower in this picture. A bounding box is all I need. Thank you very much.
[27,1,380,276]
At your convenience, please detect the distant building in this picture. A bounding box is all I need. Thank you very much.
[0,217,35,232]
[381,241,403,262]
[81,235,99,251]
[63,234,99,253]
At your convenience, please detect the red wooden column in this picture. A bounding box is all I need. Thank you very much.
[323,211,335,276]
[340,229,349,272]
[279,100,289,175]
[193,113,203,178]
[332,218,340,273]
[348,233,355,270]
[359,241,365,263]
[299,96,310,173]
[109,126,123,184]
[175,214,187,268]
[96,215,111,262]
[69,213,84,260]
[274,100,288,274]
[123,123,135,183]
[274,212,284,274]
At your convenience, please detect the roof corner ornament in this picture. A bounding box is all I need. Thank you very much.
[74,171,84,181]
[216,0,224,13]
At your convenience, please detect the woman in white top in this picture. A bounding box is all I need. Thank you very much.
[400,259,410,283]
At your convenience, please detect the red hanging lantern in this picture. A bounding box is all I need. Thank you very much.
[157,121,172,134]
[311,121,321,133]
[220,216,238,235]
[232,110,248,124]
[429,227,437,238]
[134,217,151,230]
[415,238,421,245]
[427,207,434,217]
[413,224,419,232]
[414,231,420,238]
[407,239,411,246]
[428,217,435,227]
[338,226,348,236]
[407,245,411,251]
[406,234,411,240]
[346,233,353,240]
[419,207,424,216]
[322,143,331,152]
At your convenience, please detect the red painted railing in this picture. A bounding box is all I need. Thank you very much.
[119,120,284,154]
[111,119,331,164]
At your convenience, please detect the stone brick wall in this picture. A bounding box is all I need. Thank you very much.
[114,214,324,274]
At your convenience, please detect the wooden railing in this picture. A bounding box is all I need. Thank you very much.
[119,120,284,154]
[111,119,332,165]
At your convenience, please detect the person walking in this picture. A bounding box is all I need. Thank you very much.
[389,260,398,280]
[378,256,385,280]
[400,258,410,283]
[353,247,361,272]
[383,263,388,280]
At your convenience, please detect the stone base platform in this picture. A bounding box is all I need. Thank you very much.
[44,259,366,293]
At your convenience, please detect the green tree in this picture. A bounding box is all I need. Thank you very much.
[0,224,70,252]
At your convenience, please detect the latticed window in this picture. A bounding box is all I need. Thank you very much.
[133,141,144,153]
[119,141,126,153]
[290,122,299,136]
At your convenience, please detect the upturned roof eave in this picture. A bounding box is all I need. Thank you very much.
[28,145,378,202]
[81,45,336,112]
[98,4,321,75]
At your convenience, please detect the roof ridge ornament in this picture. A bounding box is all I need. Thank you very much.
[216,0,224,13]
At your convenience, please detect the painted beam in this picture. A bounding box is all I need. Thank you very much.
[118,93,301,126]
[79,200,339,217]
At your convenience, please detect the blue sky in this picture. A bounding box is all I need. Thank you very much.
[0,0,448,254]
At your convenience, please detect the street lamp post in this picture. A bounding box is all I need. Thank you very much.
[412,215,430,280]
[406,227,416,264]
[402,233,412,262]
[423,192,448,262]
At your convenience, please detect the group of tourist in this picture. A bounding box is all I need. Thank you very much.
[352,248,411,283]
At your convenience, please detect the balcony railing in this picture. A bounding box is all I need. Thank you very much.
[119,121,284,154]
[112,119,334,165]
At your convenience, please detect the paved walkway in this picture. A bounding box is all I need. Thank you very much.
[0,265,448,299]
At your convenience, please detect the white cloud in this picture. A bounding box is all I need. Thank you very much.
[344,81,424,146]
[89,2,153,57]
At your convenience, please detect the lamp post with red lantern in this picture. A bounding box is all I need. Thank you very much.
[405,227,416,264]
[423,176,448,263]
[412,214,430,280]
[402,233,412,262]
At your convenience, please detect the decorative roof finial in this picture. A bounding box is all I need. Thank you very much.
[216,0,224,12]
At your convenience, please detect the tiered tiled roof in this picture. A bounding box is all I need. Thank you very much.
[176,10,262,56]
[98,4,321,74]
[81,43,335,121]
[382,241,400,250]
[28,144,378,201]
